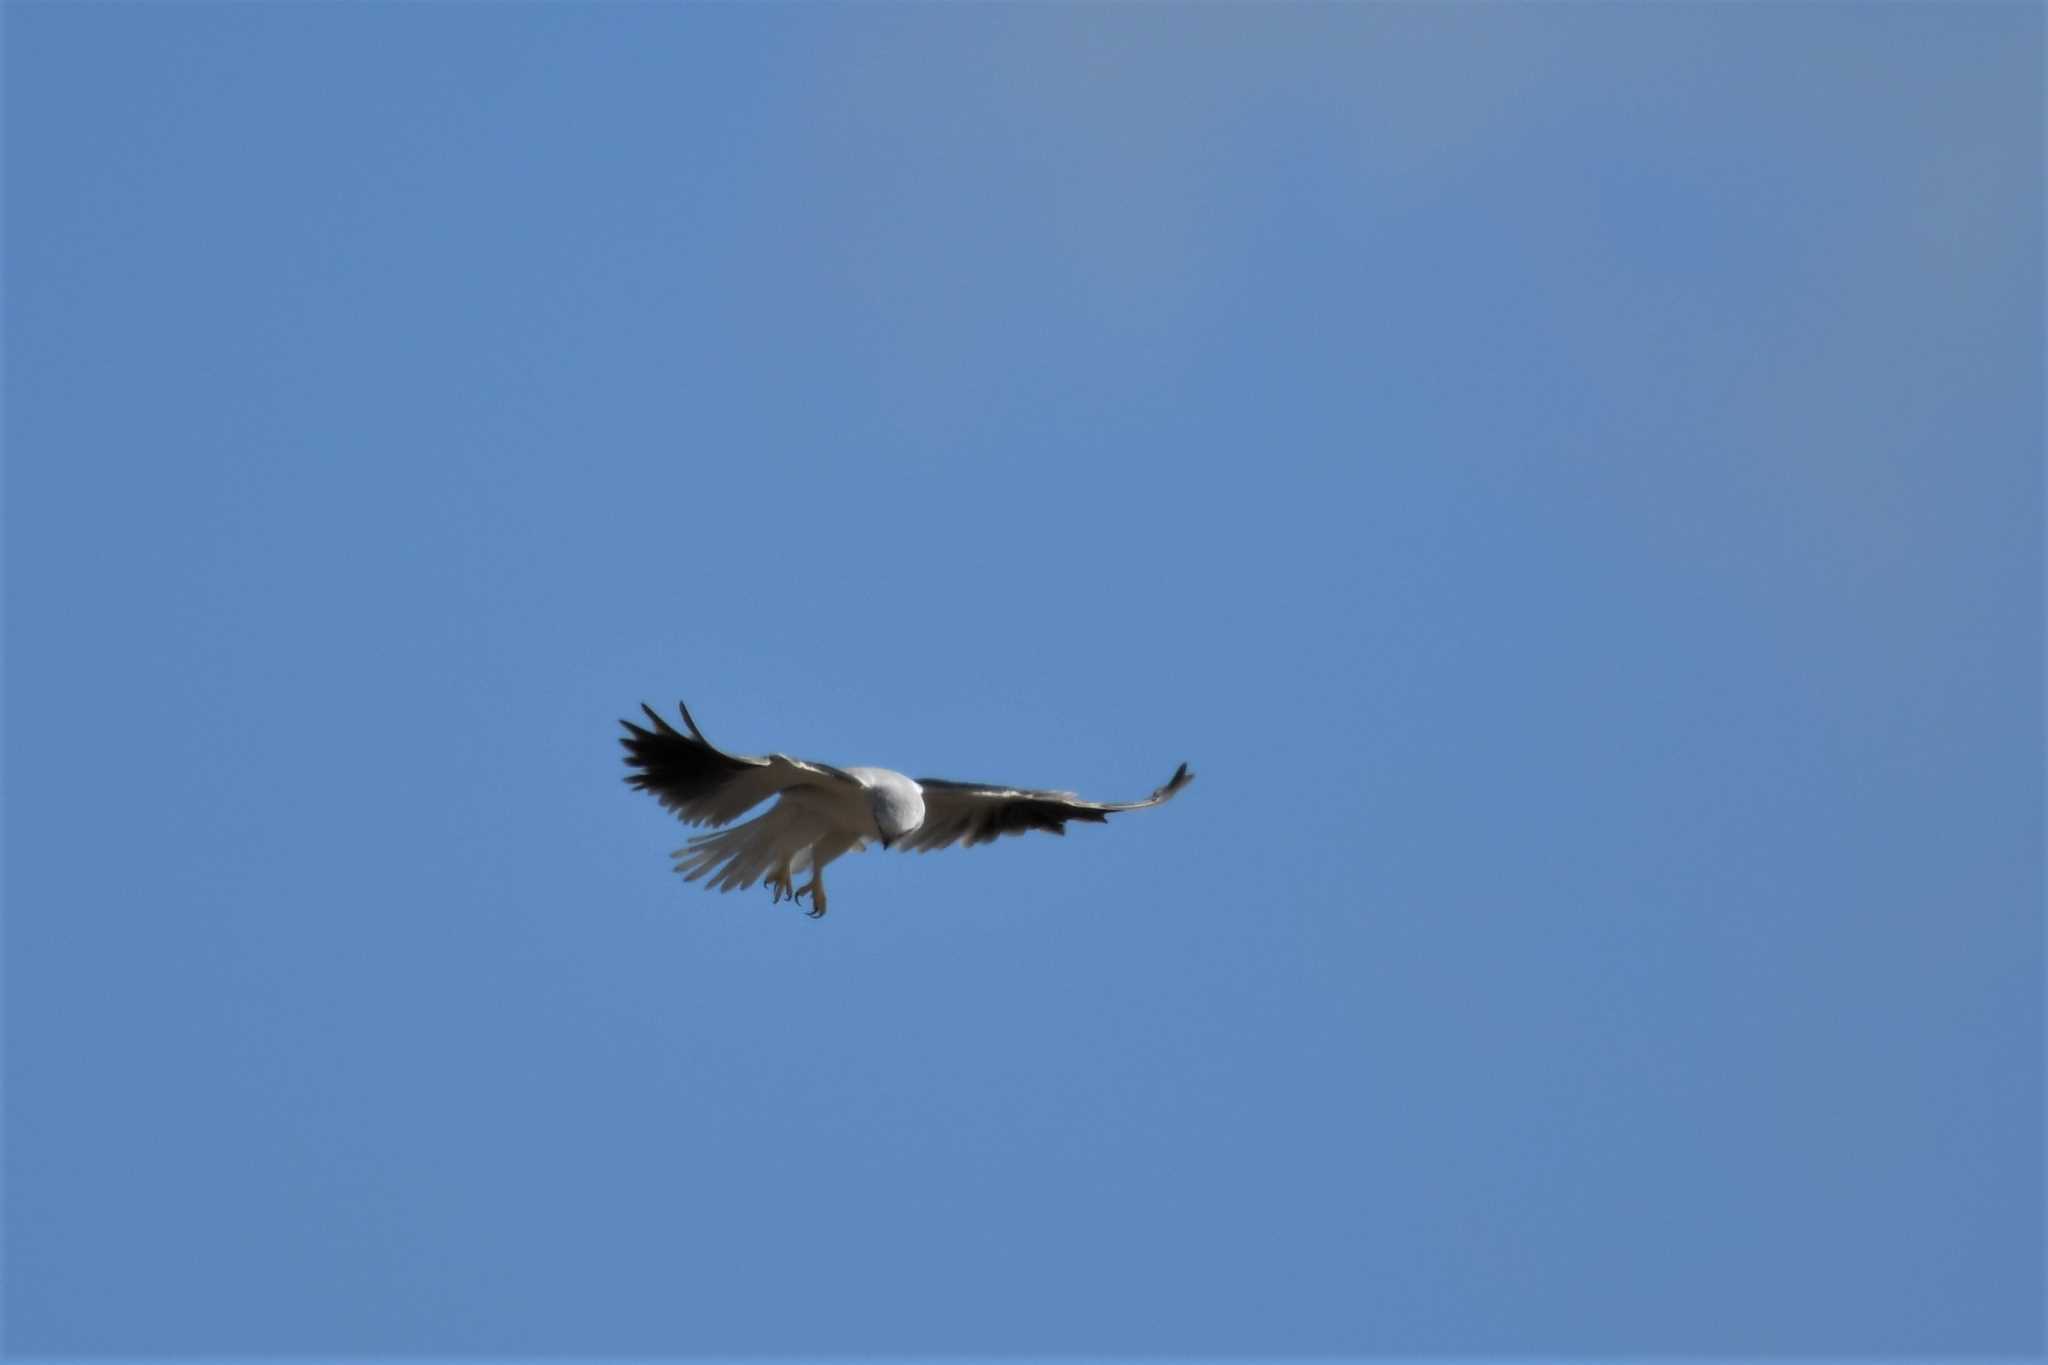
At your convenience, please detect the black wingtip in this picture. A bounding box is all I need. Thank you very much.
[634,702,685,738]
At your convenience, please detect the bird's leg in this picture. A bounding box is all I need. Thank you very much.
[765,858,796,905]
[793,864,828,919]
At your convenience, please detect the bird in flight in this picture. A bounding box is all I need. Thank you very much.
[620,701,1193,917]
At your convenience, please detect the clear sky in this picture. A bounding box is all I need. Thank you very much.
[4,3,2040,1360]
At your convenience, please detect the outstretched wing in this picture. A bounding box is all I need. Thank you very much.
[896,762,1193,852]
[619,702,858,828]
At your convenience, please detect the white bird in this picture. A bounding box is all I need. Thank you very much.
[620,701,1193,918]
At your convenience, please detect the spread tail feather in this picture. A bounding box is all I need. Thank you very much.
[672,802,814,892]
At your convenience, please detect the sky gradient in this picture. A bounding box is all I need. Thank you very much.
[5,3,2042,1359]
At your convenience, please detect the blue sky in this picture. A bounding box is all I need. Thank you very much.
[4,3,2040,1359]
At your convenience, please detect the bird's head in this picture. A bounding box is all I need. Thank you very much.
[868,780,926,850]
